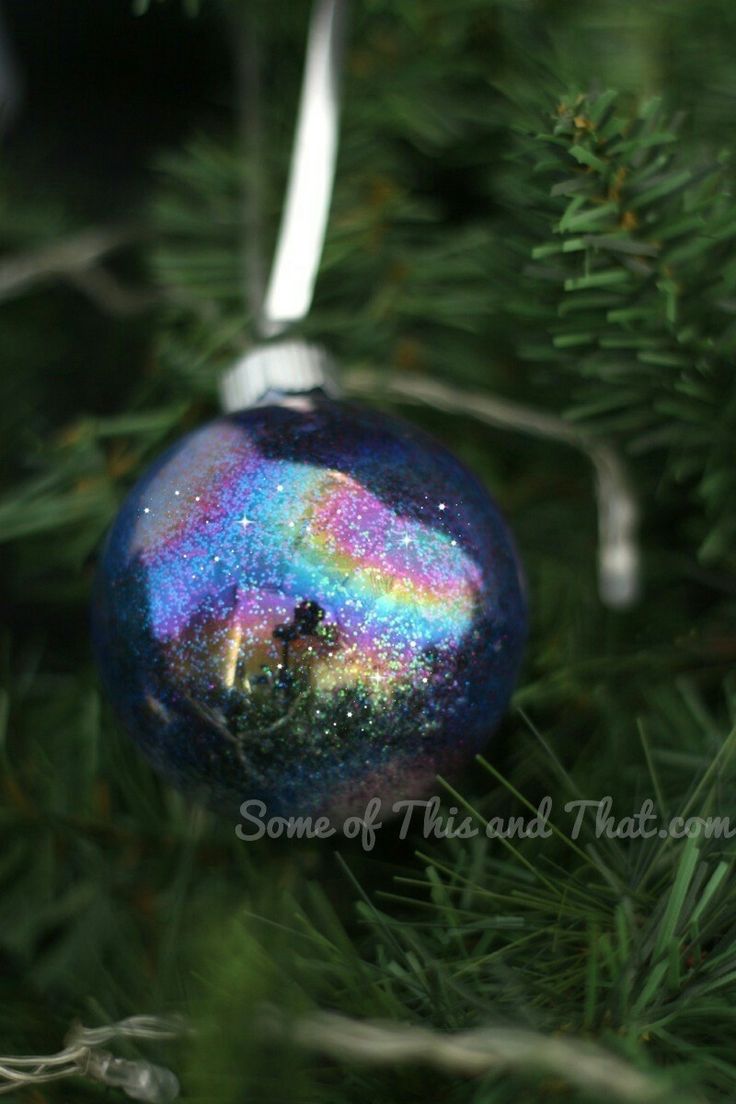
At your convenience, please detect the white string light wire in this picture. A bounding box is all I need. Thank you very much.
[0,1016,184,1101]
[344,369,640,608]
[0,1009,671,1103]
[277,1010,670,1103]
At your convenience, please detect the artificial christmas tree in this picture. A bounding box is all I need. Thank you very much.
[0,2,734,1101]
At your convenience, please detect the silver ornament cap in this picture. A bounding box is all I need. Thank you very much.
[219,339,341,412]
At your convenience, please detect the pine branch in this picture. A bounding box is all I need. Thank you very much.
[504,90,736,562]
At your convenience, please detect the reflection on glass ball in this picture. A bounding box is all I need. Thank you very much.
[92,396,527,819]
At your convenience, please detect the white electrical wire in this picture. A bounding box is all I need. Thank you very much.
[0,1017,184,1102]
[344,369,640,608]
[0,1008,670,1104]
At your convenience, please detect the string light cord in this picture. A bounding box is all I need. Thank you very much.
[0,1016,185,1102]
[0,1009,678,1104]
[274,1010,675,1104]
[344,369,640,608]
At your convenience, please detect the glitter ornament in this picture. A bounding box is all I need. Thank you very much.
[92,0,528,819]
[92,386,527,818]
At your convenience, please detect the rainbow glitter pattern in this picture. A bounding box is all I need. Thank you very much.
[92,397,527,817]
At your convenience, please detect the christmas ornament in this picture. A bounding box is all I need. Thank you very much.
[91,0,528,818]
[92,359,526,817]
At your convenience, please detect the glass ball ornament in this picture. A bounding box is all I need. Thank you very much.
[92,357,527,820]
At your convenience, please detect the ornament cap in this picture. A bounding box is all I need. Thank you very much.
[219,339,341,412]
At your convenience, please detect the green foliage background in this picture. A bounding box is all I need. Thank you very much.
[0,1,735,1101]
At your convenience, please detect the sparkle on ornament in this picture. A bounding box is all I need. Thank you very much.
[239,515,253,528]
[439,502,446,511]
